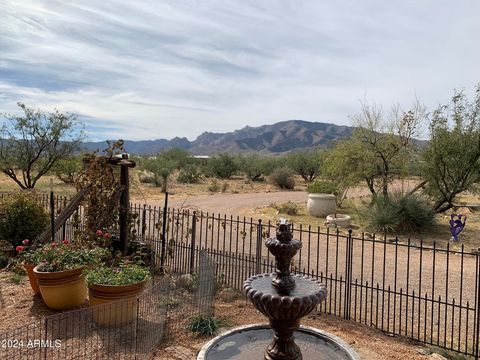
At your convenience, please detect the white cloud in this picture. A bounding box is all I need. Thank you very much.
[0,0,479,140]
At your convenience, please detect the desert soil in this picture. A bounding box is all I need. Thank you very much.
[0,273,441,360]
[152,299,442,360]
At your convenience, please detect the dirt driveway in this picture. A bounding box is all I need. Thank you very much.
[139,191,307,216]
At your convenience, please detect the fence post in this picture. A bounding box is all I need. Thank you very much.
[190,211,197,274]
[256,219,262,274]
[475,254,480,359]
[141,204,147,241]
[344,229,353,320]
[160,192,169,271]
[49,184,55,243]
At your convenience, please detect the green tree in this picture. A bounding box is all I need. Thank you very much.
[286,149,324,182]
[236,154,277,181]
[323,139,376,203]
[52,155,83,184]
[143,156,176,192]
[421,84,480,213]
[206,153,237,179]
[0,103,84,189]
[350,98,425,197]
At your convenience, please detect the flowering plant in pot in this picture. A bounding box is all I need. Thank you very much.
[85,260,151,326]
[33,242,109,310]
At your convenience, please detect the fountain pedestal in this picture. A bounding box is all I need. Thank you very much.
[197,220,360,360]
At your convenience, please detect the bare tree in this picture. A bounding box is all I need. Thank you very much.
[351,97,425,197]
[0,103,84,189]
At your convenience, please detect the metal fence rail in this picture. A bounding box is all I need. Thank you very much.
[2,190,479,357]
[131,204,480,358]
[0,274,214,360]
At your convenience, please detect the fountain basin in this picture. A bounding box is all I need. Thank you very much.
[197,324,360,360]
[244,273,327,321]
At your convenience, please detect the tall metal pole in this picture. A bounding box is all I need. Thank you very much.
[160,192,169,271]
[119,159,130,255]
[49,179,55,243]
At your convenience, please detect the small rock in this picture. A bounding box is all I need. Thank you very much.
[416,348,432,355]
[429,354,447,360]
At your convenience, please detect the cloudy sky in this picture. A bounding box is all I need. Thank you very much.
[1,1,479,141]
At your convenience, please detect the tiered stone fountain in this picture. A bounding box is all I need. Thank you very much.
[198,220,359,360]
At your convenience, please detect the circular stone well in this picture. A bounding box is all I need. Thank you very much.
[197,324,360,360]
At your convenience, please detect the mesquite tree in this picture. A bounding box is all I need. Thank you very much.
[421,84,480,213]
[0,103,84,189]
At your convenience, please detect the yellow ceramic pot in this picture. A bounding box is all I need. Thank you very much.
[88,281,146,327]
[33,266,87,310]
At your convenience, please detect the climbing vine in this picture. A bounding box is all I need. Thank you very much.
[75,140,125,244]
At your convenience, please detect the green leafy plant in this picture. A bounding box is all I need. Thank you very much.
[85,261,151,286]
[34,242,109,272]
[269,167,295,190]
[9,272,25,284]
[0,192,49,247]
[306,181,339,195]
[186,315,226,336]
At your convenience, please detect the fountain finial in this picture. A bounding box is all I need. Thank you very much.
[266,219,302,295]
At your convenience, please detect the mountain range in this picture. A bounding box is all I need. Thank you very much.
[83,120,355,155]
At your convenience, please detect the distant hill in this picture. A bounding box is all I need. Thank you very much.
[83,120,356,155]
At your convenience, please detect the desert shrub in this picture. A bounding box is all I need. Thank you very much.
[206,153,237,179]
[271,201,299,216]
[270,167,295,189]
[360,193,434,234]
[221,182,229,193]
[360,196,400,234]
[177,164,202,184]
[138,171,155,184]
[0,192,49,247]
[208,180,220,193]
[393,192,435,232]
[187,315,225,336]
[306,181,339,195]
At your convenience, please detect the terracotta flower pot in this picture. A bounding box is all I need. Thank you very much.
[88,281,147,327]
[23,263,40,295]
[33,266,88,310]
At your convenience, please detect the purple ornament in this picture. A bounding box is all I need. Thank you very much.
[450,214,467,242]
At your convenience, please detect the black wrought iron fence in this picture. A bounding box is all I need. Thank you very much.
[130,204,480,358]
[2,190,479,358]
[0,274,215,360]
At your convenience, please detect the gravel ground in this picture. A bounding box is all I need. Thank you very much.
[152,300,441,360]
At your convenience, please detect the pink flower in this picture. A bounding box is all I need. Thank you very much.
[51,243,57,248]
[16,245,24,252]
[22,239,30,246]
[96,230,103,237]
[104,232,111,240]
[62,240,69,245]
